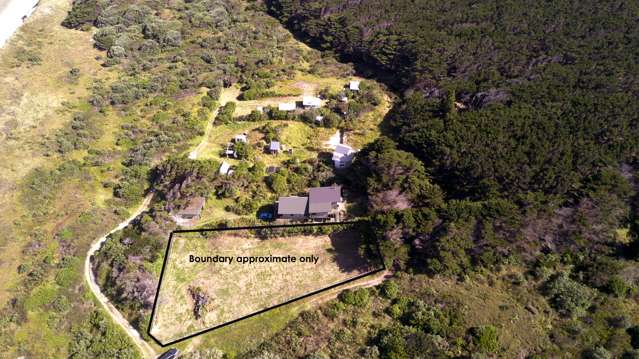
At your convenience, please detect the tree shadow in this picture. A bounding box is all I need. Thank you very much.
[256,203,276,222]
[328,229,369,273]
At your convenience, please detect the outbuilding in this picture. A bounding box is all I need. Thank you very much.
[269,141,281,154]
[302,96,321,108]
[278,102,296,111]
[219,161,231,175]
[176,197,206,221]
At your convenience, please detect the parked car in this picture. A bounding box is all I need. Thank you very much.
[158,349,179,359]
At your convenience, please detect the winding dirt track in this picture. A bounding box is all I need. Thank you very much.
[188,87,239,160]
[82,85,388,357]
[85,87,237,358]
[84,194,156,358]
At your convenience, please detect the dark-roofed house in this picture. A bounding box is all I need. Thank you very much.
[277,196,308,220]
[176,197,206,221]
[308,186,342,219]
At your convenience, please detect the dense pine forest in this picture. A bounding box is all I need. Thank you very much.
[253,0,639,358]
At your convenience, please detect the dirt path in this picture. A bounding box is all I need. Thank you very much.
[84,194,156,359]
[84,86,239,358]
[85,80,391,357]
[189,87,239,159]
[308,270,390,306]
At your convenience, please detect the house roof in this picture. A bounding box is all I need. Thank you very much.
[177,197,205,217]
[278,102,296,111]
[349,80,360,91]
[277,196,308,215]
[332,151,355,162]
[234,134,247,142]
[302,96,321,107]
[270,141,280,151]
[334,144,354,155]
[308,186,341,214]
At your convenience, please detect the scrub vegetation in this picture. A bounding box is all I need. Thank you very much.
[3,0,639,357]
[248,1,639,358]
[0,0,386,356]
[54,0,390,356]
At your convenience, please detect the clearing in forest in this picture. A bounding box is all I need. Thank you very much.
[149,223,383,345]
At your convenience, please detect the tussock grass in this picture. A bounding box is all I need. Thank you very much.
[151,229,372,343]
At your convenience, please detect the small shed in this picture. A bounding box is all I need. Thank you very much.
[349,80,360,91]
[269,141,281,154]
[219,161,231,175]
[234,134,247,143]
[315,115,324,123]
[302,96,321,108]
[176,197,206,220]
[278,102,296,111]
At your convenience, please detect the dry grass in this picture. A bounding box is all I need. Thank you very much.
[150,229,372,343]
[196,119,332,166]
[407,270,555,357]
[0,0,107,305]
[347,90,393,149]
[180,268,388,356]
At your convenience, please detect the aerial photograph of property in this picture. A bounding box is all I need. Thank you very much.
[0,0,638,358]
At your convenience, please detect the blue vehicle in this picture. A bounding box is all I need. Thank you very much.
[158,349,179,359]
[258,212,273,220]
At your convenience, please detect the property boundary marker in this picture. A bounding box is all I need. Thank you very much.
[147,221,385,346]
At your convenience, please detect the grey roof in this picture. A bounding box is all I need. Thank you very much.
[270,141,280,151]
[177,197,206,217]
[277,196,308,215]
[308,186,341,214]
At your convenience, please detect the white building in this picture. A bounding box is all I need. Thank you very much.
[349,80,360,91]
[332,144,357,169]
[234,134,247,143]
[278,102,296,111]
[219,161,231,175]
[302,96,321,108]
[269,141,281,154]
[315,115,324,123]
